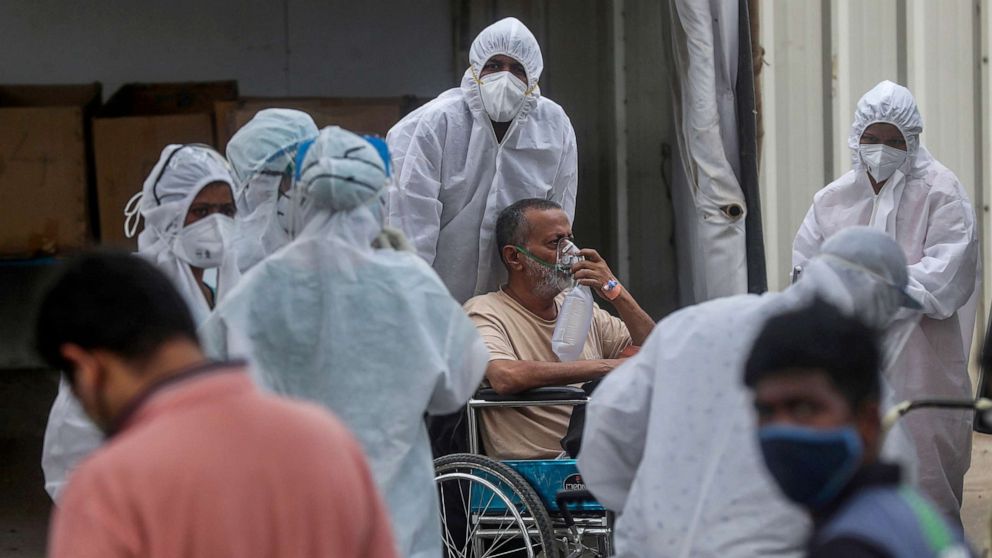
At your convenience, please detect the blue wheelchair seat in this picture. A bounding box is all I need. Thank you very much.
[471,459,604,513]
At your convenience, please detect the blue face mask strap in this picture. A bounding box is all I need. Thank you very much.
[293,138,315,182]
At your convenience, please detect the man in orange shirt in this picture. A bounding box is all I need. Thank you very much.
[36,252,396,558]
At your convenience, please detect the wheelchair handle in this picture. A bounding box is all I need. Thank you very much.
[882,397,992,434]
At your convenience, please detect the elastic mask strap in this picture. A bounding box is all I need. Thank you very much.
[470,64,537,95]
[123,191,144,238]
[514,245,560,271]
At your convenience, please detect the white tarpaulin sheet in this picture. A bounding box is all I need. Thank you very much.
[670,0,749,302]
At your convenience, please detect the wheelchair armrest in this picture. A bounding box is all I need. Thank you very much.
[475,386,588,402]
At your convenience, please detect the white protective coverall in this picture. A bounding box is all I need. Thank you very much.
[579,227,921,558]
[200,127,490,558]
[793,81,979,520]
[226,108,319,271]
[42,145,240,500]
[386,17,578,303]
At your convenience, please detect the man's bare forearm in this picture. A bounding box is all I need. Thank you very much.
[486,359,621,395]
[611,290,655,346]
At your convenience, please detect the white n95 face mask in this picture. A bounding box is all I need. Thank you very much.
[859,143,908,183]
[174,213,234,269]
[479,71,528,123]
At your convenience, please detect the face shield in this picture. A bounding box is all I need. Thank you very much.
[802,255,911,329]
[231,145,304,266]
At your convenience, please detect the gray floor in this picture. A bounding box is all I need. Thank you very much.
[0,370,58,558]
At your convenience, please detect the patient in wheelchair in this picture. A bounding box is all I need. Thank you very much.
[463,199,654,460]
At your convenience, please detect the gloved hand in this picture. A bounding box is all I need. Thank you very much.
[372,226,414,252]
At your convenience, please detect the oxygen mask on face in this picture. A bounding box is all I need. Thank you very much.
[556,238,583,287]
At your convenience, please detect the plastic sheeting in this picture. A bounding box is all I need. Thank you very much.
[669,0,756,303]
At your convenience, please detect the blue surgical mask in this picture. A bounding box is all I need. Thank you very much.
[758,424,863,509]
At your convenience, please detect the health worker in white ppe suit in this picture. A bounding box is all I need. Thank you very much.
[199,126,490,558]
[225,108,319,271]
[387,16,578,304]
[42,145,240,500]
[793,80,979,523]
[579,227,923,558]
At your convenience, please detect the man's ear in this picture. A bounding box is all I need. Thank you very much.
[59,343,99,393]
[502,245,524,272]
[855,399,882,460]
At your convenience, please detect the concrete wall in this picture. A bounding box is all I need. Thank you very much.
[0,0,455,99]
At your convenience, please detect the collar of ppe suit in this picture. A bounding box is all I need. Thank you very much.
[848,80,924,172]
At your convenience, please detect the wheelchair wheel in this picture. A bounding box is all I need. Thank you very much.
[435,453,557,558]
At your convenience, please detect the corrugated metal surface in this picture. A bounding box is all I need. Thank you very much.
[759,0,827,290]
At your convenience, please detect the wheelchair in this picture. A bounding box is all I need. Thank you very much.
[434,386,613,558]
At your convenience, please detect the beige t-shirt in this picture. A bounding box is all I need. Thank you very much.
[463,288,631,460]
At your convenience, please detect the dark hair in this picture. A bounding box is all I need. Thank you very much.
[34,251,199,380]
[743,298,881,410]
[495,198,563,256]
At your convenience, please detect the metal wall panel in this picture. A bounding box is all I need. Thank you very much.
[758,0,826,291]
[907,0,979,204]
[829,0,900,180]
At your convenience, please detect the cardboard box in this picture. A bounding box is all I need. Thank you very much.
[0,84,101,258]
[214,96,422,152]
[93,81,238,248]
